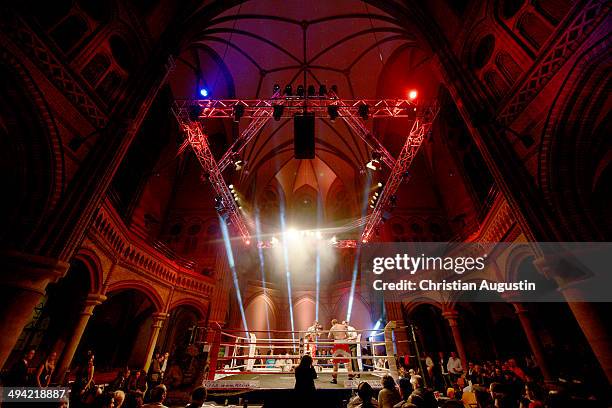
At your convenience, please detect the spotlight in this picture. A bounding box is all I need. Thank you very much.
[327,105,339,122]
[273,84,281,94]
[366,151,381,171]
[408,89,418,100]
[307,85,316,97]
[330,236,338,244]
[296,85,305,97]
[377,182,383,188]
[370,204,375,208]
[245,239,250,245]
[234,158,244,171]
[284,84,293,96]
[358,103,369,120]
[273,104,284,121]
[319,84,327,96]
[229,184,234,189]
[374,192,379,197]
[199,88,209,97]
[233,104,245,122]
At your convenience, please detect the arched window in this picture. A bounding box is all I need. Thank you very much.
[484,70,509,99]
[495,52,523,84]
[50,15,88,52]
[110,36,135,73]
[82,53,111,86]
[472,35,495,69]
[533,0,572,25]
[518,12,553,49]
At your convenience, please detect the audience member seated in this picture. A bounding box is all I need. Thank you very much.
[406,375,437,408]
[142,384,168,408]
[347,381,379,408]
[393,377,412,408]
[378,374,401,408]
[185,386,207,408]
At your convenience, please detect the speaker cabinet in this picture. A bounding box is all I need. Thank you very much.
[294,113,315,159]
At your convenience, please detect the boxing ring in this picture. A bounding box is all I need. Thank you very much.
[203,322,407,391]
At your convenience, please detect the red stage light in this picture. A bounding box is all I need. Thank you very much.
[408,90,418,100]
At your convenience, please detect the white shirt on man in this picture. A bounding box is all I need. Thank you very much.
[447,356,463,374]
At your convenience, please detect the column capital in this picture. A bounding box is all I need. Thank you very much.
[0,250,69,295]
[152,312,169,320]
[80,293,107,316]
[442,309,459,322]
[85,293,107,306]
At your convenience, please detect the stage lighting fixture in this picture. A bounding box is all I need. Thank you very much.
[327,105,339,122]
[273,104,284,121]
[233,104,245,122]
[187,105,203,122]
[370,204,375,209]
[358,103,369,120]
[199,88,209,97]
[273,84,281,94]
[284,84,293,96]
[374,192,379,197]
[366,151,381,171]
[296,85,305,97]
[234,158,244,171]
[377,182,383,188]
[307,85,316,97]
[319,84,327,96]
[229,184,234,190]
[330,236,338,244]
[408,89,418,100]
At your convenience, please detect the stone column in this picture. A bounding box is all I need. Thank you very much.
[0,251,68,369]
[55,293,106,382]
[534,257,612,382]
[384,294,410,357]
[142,312,168,372]
[442,310,467,370]
[511,303,552,382]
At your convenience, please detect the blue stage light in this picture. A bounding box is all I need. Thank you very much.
[199,88,209,97]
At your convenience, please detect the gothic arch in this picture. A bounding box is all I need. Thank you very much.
[106,280,165,312]
[0,46,64,252]
[539,36,612,240]
[73,248,105,293]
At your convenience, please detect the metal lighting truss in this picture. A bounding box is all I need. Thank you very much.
[177,119,251,244]
[359,101,440,244]
[173,97,418,120]
[173,92,437,247]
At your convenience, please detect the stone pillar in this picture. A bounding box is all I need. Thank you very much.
[442,310,467,370]
[384,295,410,357]
[534,257,612,382]
[511,303,552,382]
[142,312,168,372]
[55,293,106,382]
[0,251,68,369]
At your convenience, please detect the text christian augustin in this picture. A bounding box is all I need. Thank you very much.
[369,254,536,293]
